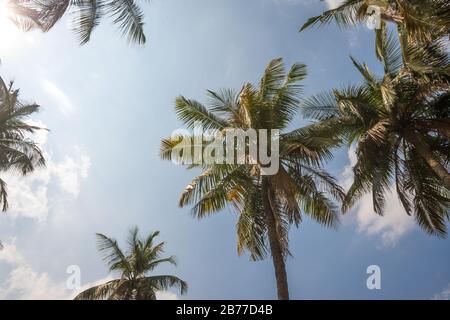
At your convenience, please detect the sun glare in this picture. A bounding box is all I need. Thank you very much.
[0,0,34,53]
[0,0,13,26]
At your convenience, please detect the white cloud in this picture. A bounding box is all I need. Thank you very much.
[432,283,450,300]
[325,0,344,9]
[348,31,360,48]
[52,147,91,197]
[0,243,69,300]
[3,121,91,222]
[341,147,415,247]
[40,79,75,117]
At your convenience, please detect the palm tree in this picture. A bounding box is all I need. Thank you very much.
[300,0,449,43]
[302,26,450,236]
[74,227,188,300]
[0,77,45,212]
[9,0,149,45]
[160,58,345,300]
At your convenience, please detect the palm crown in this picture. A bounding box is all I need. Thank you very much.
[300,0,450,43]
[10,0,148,45]
[74,227,187,300]
[302,26,450,236]
[160,58,345,299]
[0,77,45,212]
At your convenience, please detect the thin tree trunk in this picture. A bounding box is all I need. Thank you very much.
[261,177,290,300]
[405,130,450,189]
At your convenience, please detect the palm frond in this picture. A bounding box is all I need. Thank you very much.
[142,275,188,295]
[96,233,131,274]
[175,96,228,130]
[74,279,122,300]
[106,0,146,44]
[299,0,364,31]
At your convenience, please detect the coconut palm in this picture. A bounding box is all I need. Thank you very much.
[9,0,149,45]
[74,227,187,300]
[300,0,450,43]
[0,77,45,212]
[302,26,450,236]
[160,58,345,299]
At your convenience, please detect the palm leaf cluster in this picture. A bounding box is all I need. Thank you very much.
[75,227,187,300]
[161,58,344,261]
[300,0,450,43]
[9,0,148,44]
[0,77,45,212]
[302,24,450,236]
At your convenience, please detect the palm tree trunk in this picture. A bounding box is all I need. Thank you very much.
[405,130,450,189]
[261,177,290,300]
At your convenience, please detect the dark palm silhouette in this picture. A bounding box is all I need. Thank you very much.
[10,0,149,45]
[0,77,45,212]
[75,227,187,300]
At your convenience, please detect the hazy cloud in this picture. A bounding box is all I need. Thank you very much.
[40,79,75,117]
[432,283,450,300]
[0,243,69,299]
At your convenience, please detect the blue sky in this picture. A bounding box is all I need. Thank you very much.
[0,0,449,299]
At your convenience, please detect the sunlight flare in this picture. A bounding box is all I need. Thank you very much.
[0,0,34,52]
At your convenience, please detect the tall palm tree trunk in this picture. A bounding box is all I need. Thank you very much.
[261,177,290,300]
[405,130,450,189]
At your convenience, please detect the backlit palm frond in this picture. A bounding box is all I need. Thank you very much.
[159,133,205,164]
[175,96,228,130]
[271,63,307,129]
[206,89,239,119]
[270,166,301,225]
[96,233,131,275]
[297,163,346,203]
[301,91,340,121]
[401,35,450,80]
[145,257,177,272]
[106,0,146,44]
[0,178,8,212]
[343,136,396,215]
[236,186,268,261]
[299,0,364,31]
[11,0,148,45]
[72,0,105,45]
[74,279,122,300]
[350,56,380,87]
[287,168,340,229]
[396,0,450,43]
[0,139,45,175]
[140,275,188,295]
[281,124,340,166]
[374,22,403,76]
[404,144,450,237]
[258,58,286,101]
[184,165,252,218]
